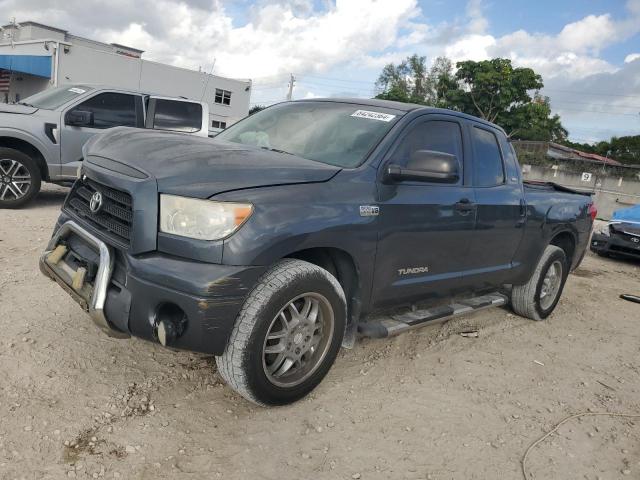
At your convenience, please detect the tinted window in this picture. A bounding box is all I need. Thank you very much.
[74,93,137,129]
[152,99,202,133]
[216,102,400,168]
[472,127,504,187]
[393,120,463,177]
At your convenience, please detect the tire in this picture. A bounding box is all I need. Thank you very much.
[0,148,41,209]
[216,259,346,406]
[511,245,568,321]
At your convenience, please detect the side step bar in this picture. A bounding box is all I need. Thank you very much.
[357,293,508,338]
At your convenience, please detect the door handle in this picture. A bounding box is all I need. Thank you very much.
[454,198,476,215]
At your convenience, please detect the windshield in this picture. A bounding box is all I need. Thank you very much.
[216,101,402,167]
[19,85,93,110]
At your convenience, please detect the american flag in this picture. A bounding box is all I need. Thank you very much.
[0,70,10,93]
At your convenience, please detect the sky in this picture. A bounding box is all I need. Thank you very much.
[3,0,640,143]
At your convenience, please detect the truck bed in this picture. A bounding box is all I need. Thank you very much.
[523,180,593,196]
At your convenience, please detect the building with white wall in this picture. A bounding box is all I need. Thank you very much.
[0,20,251,129]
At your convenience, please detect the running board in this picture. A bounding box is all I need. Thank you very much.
[357,293,508,338]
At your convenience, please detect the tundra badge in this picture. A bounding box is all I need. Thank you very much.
[359,205,380,217]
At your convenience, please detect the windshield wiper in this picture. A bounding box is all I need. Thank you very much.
[261,146,294,156]
[17,102,36,107]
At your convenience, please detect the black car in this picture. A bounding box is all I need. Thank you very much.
[591,221,640,259]
[40,99,595,405]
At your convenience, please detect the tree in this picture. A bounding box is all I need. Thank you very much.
[249,105,266,115]
[375,55,457,106]
[374,56,568,142]
[561,135,640,165]
[503,95,567,142]
[451,58,543,124]
[375,54,429,104]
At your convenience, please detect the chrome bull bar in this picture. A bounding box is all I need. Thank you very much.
[39,220,130,338]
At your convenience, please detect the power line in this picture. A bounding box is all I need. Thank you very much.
[543,88,640,100]
[550,98,640,110]
[552,107,640,117]
[300,73,377,86]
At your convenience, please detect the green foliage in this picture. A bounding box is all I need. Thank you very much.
[374,55,566,143]
[374,55,456,106]
[452,58,543,124]
[560,135,640,165]
[503,96,568,142]
[249,105,266,115]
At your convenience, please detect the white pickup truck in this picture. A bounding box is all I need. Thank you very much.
[0,84,209,208]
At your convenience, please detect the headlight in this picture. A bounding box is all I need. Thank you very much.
[597,225,610,236]
[159,195,253,241]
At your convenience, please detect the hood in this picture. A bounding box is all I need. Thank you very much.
[85,127,341,198]
[612,204,640,226]
[0,103,38,115]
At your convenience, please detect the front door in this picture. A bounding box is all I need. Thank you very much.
[60,92,143,177]
[372,116,476,309]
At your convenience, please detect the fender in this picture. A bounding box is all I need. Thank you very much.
[0,127,59,178]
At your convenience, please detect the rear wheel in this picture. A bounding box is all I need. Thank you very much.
[0,148,41,209]
[216,259,346,406]
[511,245,568,321]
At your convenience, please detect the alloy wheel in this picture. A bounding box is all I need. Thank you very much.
[0,159,31,201]
[540,260,563,310]
[262,292,335,388]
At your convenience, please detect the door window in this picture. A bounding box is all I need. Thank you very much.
[151,99,202,133]
[472,127,505,187]
[73,93,138,129]
[393,120,463,181]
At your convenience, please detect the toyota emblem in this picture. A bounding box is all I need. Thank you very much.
[89,191,103,213]
[632,237,640,244]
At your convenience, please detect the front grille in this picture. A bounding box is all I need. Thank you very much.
[65,178,133,247]
[612,231,640,244]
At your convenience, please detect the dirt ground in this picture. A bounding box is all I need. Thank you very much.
[1,185,640,480]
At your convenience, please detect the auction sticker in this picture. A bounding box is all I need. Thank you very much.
[68,87,87,94]
[351,110,396,122]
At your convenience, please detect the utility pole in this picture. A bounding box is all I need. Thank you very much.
[286,73,295,101]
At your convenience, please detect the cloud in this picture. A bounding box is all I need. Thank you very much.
[465,0,488,35]
[2,0,421,79]
[2,0,639,141]
[625,53,640,63]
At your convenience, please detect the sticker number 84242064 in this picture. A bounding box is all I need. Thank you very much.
[350,110,396,122]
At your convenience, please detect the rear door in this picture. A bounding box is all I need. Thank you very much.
[145,97,207,137]
[372,115,477,309]
[462,124,525,289]
[60,91,144,177]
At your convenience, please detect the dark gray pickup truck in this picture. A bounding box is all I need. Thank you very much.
[40,99,595,405]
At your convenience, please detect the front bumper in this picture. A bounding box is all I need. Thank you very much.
[590,232,640,260]
[40,220,266,355]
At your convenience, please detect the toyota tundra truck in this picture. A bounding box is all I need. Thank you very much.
[39,99,595,405]
[0,84,209,208]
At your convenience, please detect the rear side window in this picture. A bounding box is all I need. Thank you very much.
[393,120,463,177]
[75,93,137,129]
[472,127,504,187]
[152,100,202,133]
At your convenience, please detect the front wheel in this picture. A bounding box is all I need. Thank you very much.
[0,148,41,209]
[511,245,568,321]
[216,259,346,406]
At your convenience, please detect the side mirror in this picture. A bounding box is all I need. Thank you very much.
[66,109,94,127]
[386,150,459,183]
